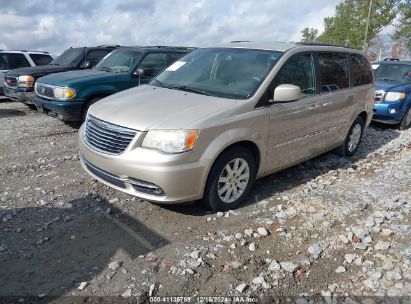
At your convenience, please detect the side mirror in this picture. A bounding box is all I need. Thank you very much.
[272,84,301,103]
[133,68,145,77]
[80,60,91,69]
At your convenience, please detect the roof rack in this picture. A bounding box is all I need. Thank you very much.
[96,45,121,48]
[230,40,251,43]
[296,42,349,48]
[144,45,196,50]
[0,50,50,54]
[383,58,400,61]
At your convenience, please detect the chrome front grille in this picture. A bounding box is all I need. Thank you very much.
[375,90,384,103]
[84,115,137,155]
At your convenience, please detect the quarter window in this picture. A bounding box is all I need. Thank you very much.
[139,53,168,78]
[86,50,112,67]
[1,53,31,69]
[29,54,53,66]
[350,54,372,86]
[318,53,349,92]
[273,53,316,96]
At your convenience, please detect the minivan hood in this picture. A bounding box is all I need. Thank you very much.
[6,65,79,78]
[89,85,238,131]
[375,79,411,92]
[38,70,117,86]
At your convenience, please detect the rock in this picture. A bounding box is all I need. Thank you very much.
[244,229,253,237]
[190,250,200,260]
[365,218,375,227]
[375,241,390,251]
[109,198,119,203]
[328,283,339,293]
[252,276,265,285]
[363,236,373,244]
[308,243,323,259]
[216,212,224,218]
[248,243,256,252]
[386,268,402,281]
[257,227,268,237]
[369,270,383,280]
[352,226,369,239]
[108,261,123,271]
[230,243,236,249]
[121,288,132,298]
[381,229,394,236]
[268,260,281,272]
[363,278,378,290]
[78,282,88,291]
[187,259,201,269]
[236,283,248,293]
[344,253,357,264]
[352,243,368,250]
[149,283,157,297]
[280,262,298,273]
[335,266,346,273]
[185,268,195,275]
[235,233,242,239]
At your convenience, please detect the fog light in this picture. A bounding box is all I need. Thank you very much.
[389,109,396,114]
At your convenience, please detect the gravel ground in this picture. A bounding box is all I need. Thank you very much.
[0,99,410,303]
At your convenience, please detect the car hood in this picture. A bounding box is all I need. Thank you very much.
[5,65,79,78]
[375,79,411,92]
[89,85,238,131]
[38,70,118,86]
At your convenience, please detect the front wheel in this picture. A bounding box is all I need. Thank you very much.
[202,147,256,211]
[336,116,365,157]
[399,106,411,130]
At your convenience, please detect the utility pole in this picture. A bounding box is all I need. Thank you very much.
[363,0,373,52]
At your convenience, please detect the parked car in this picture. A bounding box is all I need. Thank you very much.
[32,46,193,122]
[0,50,52,95]
[371,58,411,129]
[3,45,118,105]
[78,42,374,211]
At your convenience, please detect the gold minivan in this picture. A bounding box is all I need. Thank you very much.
[78,42,374,211]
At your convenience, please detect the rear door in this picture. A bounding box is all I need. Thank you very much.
[266,52,328,171]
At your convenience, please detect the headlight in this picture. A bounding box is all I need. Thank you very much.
[17,75,35,88]
[142,130,199,153]
[54,87,76,100]
[384,92,406,102]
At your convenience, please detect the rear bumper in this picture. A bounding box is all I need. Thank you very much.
[3,86,34,104]
[32,95,84,122]
[372,101,407,124]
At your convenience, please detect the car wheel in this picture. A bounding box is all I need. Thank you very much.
[82,97,102,122]
[399,106,411,130]
[202,146,256,211]
[336,116,365,157]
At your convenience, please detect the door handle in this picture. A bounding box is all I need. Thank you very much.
[308,105,320,110]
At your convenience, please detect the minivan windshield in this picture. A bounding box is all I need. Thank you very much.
[152,48,283,99]
[96,49,142,72]
[50,48,85,67]
[373,63,411,83]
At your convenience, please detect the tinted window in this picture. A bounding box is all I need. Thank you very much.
[86,50,112,66]
[139,53,168,77]
[318,53,349,92]
[8,53,31,69]
[96,49,142,72]
[0,53,10,69]
[272,53,316,96]
[51,48,85,67]
[373,63,411,83]
[351,54,372,86]
[29,54,53,66]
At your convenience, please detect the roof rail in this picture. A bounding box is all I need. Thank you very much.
[296,42,350,48]
[144,45,196,50]
[96,45,121,48]
[230,40,251,43]
[0,50,50,54]
[383,58,400,61]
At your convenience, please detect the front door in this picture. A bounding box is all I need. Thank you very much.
[265,52,328,172]
[137,52,168,84]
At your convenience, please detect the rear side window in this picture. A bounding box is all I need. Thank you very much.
[350,54,372,86]
[139,53,168,77]
[0,53,10,69]
[272,53,316,96]
[0,53,31,69]
[29,54,53,66]
[318,53,349,92]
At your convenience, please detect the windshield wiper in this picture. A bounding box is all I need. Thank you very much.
[167,85,210,96]
[49,63,60,66]
[379,78,398,82]
[97,67,114,72]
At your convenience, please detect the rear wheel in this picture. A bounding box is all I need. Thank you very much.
[399,106,411,130]
[202,146,256,211]
[82,97,102,122]
[336,116,365,157]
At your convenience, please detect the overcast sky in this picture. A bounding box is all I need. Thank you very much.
[0,0,340,56]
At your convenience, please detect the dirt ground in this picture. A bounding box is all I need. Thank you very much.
[0,99,410,304]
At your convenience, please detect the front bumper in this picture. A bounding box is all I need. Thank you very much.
[78,125,210,204]
[32,94,84,122]
[372,101,407,124]
[3,86,34,104]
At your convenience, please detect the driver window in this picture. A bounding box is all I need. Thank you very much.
[272,53,316,96]
[139,53,167,78]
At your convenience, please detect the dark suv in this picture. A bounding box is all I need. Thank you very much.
[32,46,193,122]
[4,45,118,106]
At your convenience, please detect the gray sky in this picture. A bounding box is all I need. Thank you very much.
[0,0,340,56]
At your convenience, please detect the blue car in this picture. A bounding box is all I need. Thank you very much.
[372,59,411,129]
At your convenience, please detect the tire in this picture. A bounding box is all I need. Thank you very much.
[202,146,256,211]
[82,97,102,122]
[336,116,365,157]
[399,106,411,130]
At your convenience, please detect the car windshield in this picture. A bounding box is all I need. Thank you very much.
[152,48,283,99]
[50,48,85,67]
[373,63,411,83]
[95,49,142,72]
